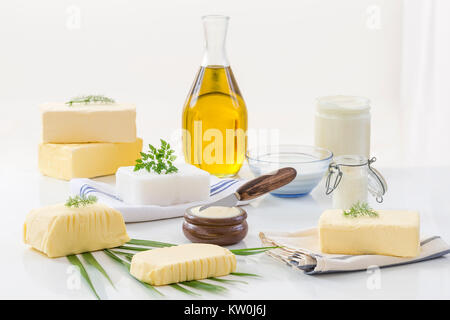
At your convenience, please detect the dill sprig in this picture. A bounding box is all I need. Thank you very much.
[65,95,115,106]
[134,139,178,174]
[344,202,379,218]
[65,195,98,208]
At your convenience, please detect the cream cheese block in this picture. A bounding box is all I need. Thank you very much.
[319,209,420,257]
[130,244,236,286]
[23,203,130,258]
[41,102,136,143]
[39,138,142,180]
[116,163,210,206]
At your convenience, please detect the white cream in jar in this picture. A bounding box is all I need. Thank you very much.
[190,206,242,219]
[315,95,371,158]
[332,159,368,210]
[326,155,387,210]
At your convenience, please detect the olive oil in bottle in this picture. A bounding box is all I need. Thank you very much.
[182,15,248,177]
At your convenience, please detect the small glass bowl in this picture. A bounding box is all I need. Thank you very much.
[246,145,333,197]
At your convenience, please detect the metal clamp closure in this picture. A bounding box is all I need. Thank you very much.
[325,163,342,195]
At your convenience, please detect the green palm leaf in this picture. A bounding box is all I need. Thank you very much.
[231,272,260,277]
[181,280,227,293]
[170,283,200,296]
[230,250,270,256]
[67,254,100,300]
[124,239,278,256]
[230,246,279,255]
[127,239,175,247]
[110,250,134,261]
[136,278,164,296]
[103,249,130,269]
[209,277,248,284]
[62,239,270,299]
[117,245,151,251]
[81,252,115,288]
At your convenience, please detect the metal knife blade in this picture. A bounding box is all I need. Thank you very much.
[199,193,239,211]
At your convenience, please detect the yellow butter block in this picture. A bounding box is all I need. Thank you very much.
[40,102,136,143]
[39,138,142,180]
[319,209,420,257]
[23,203,130,258]
[130,244,237,286]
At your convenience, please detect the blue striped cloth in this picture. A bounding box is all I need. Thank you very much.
[70,176,247,223]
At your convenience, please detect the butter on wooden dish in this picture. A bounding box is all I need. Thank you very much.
[319,206,420,258]
[183,206,248,246]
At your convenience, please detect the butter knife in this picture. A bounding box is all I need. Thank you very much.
[199,167,297,211]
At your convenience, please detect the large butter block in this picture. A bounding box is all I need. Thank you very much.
[23,203,130,258]
[319,209,420,257]
[39,138,142,180]
[41,102,136,143]
[130,244,236,286]
[116,163,210,206]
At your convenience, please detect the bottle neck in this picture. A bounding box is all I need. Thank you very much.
[201,15,229,67]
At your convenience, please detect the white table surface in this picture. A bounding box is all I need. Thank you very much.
[1,165,449,300]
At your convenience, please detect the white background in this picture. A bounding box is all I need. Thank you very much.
[1,1,450,300]
[0,0,410,171]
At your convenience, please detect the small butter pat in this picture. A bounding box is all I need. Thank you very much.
[116,163,210,206]
[39,138,142,180]
[24,203,130,258]
[41,102,136,143]
[130,244,236,286]
[319,209,420,257]
[191,206,242,219]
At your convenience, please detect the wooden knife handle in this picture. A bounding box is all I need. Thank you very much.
[236,167,297,201]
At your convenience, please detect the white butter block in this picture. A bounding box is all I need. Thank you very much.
[41,102,136,143]
[116,163,210,206]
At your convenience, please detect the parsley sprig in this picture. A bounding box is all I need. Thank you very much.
[134,139,178,174]
[65,195,98,208]
[344,202,379,218]
[66,95,115,106]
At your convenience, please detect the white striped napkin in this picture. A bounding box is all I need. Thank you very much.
[70,176,248,223]
[260,228,450,274]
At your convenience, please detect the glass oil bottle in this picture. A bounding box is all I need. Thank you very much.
[182,15,248,177]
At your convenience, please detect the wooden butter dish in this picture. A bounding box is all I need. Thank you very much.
[183,206,248,246]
